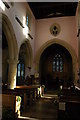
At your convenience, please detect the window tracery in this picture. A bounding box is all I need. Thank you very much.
[53,54,63,72]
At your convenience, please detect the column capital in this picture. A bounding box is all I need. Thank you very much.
[7,59,19,64]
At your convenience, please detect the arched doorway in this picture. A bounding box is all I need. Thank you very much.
[16,40,33,86]
[2,14,18,89]
[39,43,73,90]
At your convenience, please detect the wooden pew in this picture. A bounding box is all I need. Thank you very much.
[15,85,40,110]
[58,89,80,120]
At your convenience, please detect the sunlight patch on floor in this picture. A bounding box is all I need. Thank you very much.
[19,116,39,120]
[41,94,58,99]
[41,96,53,99]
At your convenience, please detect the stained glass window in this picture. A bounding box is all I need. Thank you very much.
[53,54,63,72]
[18,63,21,77]
[21,63,24,77]
[17,62,25,77]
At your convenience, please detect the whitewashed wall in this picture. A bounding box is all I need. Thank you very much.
[2,2,79,78]
[35,16,78,57]
[2,2,36,76]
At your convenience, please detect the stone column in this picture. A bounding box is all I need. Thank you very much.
[7,59,18,89]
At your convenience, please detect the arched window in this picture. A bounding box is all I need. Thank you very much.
[26,11,31,29]
[26,15,29,27]
[17,62,25,78]
[53,54,63,72]
[16,62,25,85]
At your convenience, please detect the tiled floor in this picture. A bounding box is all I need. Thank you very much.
[22,94,58,120]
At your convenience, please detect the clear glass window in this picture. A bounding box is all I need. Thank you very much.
[26,15,28,26]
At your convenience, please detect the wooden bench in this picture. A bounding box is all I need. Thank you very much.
[58,89,80,120]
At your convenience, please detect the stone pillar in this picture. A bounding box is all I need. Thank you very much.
[7,59,18,89]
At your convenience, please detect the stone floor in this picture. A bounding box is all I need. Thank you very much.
[21,94,58,120]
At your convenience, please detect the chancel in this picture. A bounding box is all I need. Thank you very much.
[1,1,80,120]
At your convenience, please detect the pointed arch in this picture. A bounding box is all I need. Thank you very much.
[19,39,33,68]
[2,14,18,89]
[35,39,78,84]
[2,14,18,60]
[17,40,33,85]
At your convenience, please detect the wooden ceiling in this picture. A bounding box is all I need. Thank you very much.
[28,2,78,19]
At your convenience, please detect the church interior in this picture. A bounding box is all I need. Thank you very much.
[1,0,80,120]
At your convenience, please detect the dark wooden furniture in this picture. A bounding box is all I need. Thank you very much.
[2,85,40,116]
[58,89,80,120]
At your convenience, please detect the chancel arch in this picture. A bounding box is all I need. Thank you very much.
[2,14,18,89]
[35,39,78,89]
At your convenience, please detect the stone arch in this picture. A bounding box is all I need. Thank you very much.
[35,39,78,85]
[2,14,18,60]
[2,14,18,89]
[16,40,33,85]
[19,39,33,68]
